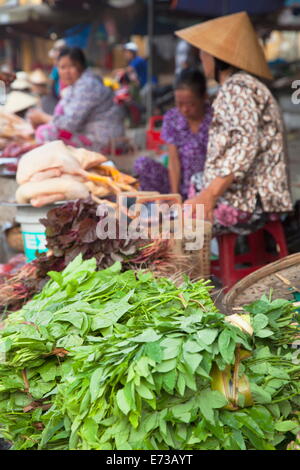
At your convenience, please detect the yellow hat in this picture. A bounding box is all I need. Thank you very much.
[175,11,272,81]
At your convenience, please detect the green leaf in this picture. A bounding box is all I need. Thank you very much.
[218,330,236,363]
[161,338,182,360]
[183,352,202,374]
[176,374,186,396]
[39,362,57,382]
[269,299,290,309]
[279,400,292,419]
[132,329,162,343]
[134,357,151,378]
[197,329,219,345]
[250,383,272,404]
[136,383,154,400]
[255,328,274,338]
[90,368,103,402]
[143,413,158,433]
[56,334,83,348]
[129,411,139,429]
[39,417,64,449]
[144,342,163,363]
[116,388,131,415]
[248,362,268,375]
[252,314,269,332]
[248,407,274,433]
[162,370,177,392]
[53,311,86,329]
[156,359,177,373]
[184,339,204,353]
[91,291,134,330]
[0,338,12,353]
[235,413,264,438]
[275,421,298,432]
[48,271,63,286]
[193,419,210,442]
[244,299,270,315]
[81,417,99,445]
[231,430,246,450]
[198,390,228,425]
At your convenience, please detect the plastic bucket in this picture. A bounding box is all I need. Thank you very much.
[15,204,56,262]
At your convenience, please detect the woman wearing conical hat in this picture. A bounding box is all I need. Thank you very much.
[178,12,292,234]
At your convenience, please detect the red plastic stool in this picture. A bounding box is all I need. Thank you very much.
[146,116,165,151]
[211,220,288,291]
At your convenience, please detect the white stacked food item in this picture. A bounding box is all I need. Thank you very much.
[16,140,107,207]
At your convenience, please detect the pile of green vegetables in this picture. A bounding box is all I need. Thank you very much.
[0,256,299,450]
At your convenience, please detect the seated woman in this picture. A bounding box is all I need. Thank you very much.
[134,68,212,200]
[177,13,292,235]
[27,47,125,153]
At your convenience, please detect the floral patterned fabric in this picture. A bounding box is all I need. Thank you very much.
[134,103,212,200]
[202,72,292,214]
[36,69,125,152]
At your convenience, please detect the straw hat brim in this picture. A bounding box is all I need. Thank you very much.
[11,80,31,91]
[3,91,38,114]
[29,70,49,86]
[175,11,273,81]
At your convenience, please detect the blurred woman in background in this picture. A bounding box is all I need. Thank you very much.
[28,47,125,152]
[134,68,212,200]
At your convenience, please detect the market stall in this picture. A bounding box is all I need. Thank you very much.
[0,5,299,452]
[0,181,299,450]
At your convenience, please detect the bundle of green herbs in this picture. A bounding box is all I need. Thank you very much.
[0,256,299,450]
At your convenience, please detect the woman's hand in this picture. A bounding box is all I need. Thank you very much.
[27,109,51,128]
[184,187,218,222]
[184,174,235,222]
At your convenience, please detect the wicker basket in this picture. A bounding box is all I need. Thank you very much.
[118,192,213,281]
[5,225,24,253]
[172,220,212,280]
[223,253,300,312]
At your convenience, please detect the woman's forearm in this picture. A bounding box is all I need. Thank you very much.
[168,145,181,194]
[207,174,235,199]
[42,112,52,124]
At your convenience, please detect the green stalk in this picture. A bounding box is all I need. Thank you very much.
[271,393,300,404]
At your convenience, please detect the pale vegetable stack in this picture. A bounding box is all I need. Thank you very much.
[15,140,138,207]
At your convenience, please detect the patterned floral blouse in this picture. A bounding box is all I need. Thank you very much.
[203,72,292,213]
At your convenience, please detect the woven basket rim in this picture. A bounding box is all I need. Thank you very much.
[223,253,300,310]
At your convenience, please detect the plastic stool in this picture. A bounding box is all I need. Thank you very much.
[211,220,288,291]
[146,116,165,151]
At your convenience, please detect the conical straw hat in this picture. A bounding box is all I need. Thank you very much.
[175,11,272,80]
